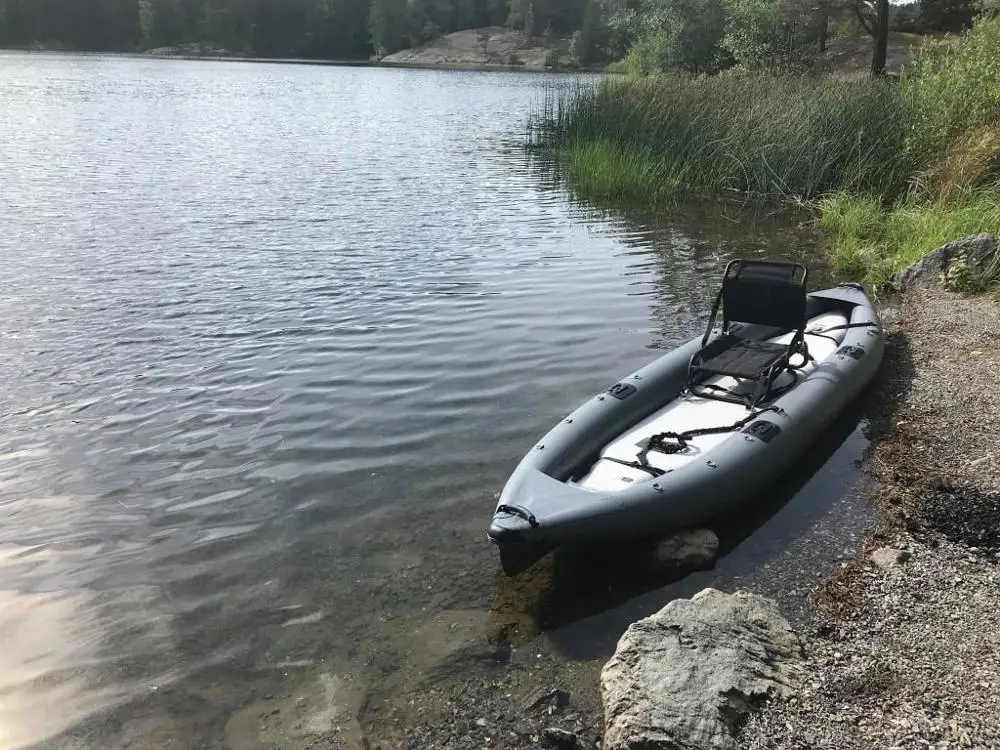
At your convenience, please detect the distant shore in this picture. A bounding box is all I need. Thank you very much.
[1,41,607,74]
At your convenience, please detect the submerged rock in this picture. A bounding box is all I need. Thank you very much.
[601,588,804,750]
[893,233,998,292]
[542,726,580,748]
[521,686,571,713]
[651,529,720,573]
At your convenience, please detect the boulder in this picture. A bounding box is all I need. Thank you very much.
[601,588,804,750]
[893,233,998,292]
[651,529,720,573]
[870,546,912,570]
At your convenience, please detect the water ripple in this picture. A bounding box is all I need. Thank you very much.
[0,53,831,750]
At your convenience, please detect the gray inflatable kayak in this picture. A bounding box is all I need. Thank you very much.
[487,261,884,576]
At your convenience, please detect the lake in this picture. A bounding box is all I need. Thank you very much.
[0,52,875,749]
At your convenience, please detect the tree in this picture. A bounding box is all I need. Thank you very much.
[570,0,607,62]
[853,0,890,75]
[920,0,979,31]
[889,0,923,32]
[722,0,820,70]
[368,0,407,55]
[815,0,831,51]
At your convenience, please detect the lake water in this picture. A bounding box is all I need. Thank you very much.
[0,52,876,749]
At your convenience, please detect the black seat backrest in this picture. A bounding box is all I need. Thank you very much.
[721,259,807,332]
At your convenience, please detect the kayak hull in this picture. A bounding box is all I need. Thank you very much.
[487,283,884,575]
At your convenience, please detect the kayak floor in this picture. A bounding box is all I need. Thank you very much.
[573,311,849,493]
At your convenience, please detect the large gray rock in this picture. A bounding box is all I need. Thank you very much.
[651,529,720,573]
[893,233,998,292]
[601,588,804,750]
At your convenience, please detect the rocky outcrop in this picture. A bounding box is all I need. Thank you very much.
[601,588,804,750]
[893,233,998,292]
[650,529,720,573]
[379,27,571,70]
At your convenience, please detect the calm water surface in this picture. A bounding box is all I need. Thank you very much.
[0,52,875,749]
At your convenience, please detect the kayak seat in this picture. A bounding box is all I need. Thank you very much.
[688,259,808,407]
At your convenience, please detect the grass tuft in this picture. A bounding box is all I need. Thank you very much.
[818,190,1000,286]
[558,140,683,202]
[529,73,911,202]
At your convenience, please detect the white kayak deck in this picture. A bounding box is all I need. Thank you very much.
[573,311,850,493]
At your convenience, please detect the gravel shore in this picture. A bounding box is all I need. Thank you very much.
[741,288,1000,750]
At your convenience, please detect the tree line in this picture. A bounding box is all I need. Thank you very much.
[0,0,587,58]
[0,0,985,63]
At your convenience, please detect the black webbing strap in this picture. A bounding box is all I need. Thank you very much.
[803,320,877,346]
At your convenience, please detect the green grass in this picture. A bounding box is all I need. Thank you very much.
[818,189,1000,286]
[530,73,911,202]
[558,140,685,202]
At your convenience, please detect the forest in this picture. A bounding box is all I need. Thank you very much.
[0,0,984,62]
[0,0,977,62]
[0,0,585,59]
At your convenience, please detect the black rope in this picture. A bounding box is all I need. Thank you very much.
[813,321,877,333]
[602,456,666,477]
[637,405,780,467]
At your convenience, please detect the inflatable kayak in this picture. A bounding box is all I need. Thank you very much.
[487,260,884,576]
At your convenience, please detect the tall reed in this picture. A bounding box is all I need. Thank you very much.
[528,73,913,201]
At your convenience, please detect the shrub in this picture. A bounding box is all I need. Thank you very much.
[900,15,1000,167]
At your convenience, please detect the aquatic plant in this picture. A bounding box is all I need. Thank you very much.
[528,72,910,201]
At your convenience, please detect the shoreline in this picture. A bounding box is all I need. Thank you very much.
[0,47,608,74]
[741,285,1000,748]
[381,280,1000,750]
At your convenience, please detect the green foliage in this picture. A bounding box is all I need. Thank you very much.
[559,140,683,201]
[404,0,442,47]
[617,0,729,73]
[919,0,979,32]
[0,0,141,50]
[615,0,831,74]
[722,0,821,70]
[4,0,582,59]
[900,15,1000,169]
[529,73,909,199]
[818,190,1000,285]
[368,0,408,54]
[570,0,607,64]
[606,5,645,58]
[943,250,1000,294]
[889,1,923,32]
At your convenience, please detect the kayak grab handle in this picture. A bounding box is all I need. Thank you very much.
[495,504,539,528]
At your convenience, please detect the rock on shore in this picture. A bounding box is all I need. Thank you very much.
[601,588,804,750]
[892,233,998,292]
